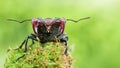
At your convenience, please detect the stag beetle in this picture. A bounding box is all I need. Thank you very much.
[8,17,90,61]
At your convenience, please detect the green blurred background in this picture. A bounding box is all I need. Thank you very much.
[0,0,120,68]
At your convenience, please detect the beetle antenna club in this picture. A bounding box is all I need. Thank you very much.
[67,17,90,23]
[7,19,31,23]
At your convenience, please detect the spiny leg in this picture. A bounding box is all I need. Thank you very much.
[29,39,35,47]
[7,38,26,52]
[16,54,25,61]
[58,34,72,68]
[15,34,38,52]
[58,33,68,55]
[16,34,38,61]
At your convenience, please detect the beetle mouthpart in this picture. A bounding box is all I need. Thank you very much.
[47,27,51,33]
[47,29,50,33]
[47,26,51,33]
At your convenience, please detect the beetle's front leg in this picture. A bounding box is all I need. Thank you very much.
[58,34,72,68]
[15,34,38,61]
[19,34,38,52]
[58,33,68,55]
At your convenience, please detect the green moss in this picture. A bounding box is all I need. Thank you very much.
[4,42,73,68]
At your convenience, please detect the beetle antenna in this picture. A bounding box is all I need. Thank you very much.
[7,19,31,23]
[67,17,90,23]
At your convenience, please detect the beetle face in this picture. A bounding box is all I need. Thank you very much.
[32,18,66,36]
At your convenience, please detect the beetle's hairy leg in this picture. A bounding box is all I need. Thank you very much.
[16,54,26,62]
[7,40,26,52]
[19,40,26,48]
[9,37,28,52]
[24,34,38,52]
[64,42,68,55]
[13,34,37,52]
[14,34,37,61]
[7,37,28,52]
[13,36,29,52]
[29,37,38,48]
[15,37,28,61]
[15,39,26,50]
[58,34,72,67]
[58,34,68,55]
[24,37,29,52]
[29,39,35,47]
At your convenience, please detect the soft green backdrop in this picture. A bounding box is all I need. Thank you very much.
[0,0,120,68]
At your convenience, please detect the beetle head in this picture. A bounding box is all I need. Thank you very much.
[32,18,66,36]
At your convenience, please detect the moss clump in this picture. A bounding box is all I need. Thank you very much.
[4,42,73,68]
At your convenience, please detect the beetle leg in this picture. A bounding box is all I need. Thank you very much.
[19,39,26,49]
[23,34,38,52]
[16,54,25,61]
[15,34,38,61]
[58,34,72,68]
[7,40,26,52]
[13,34,37,52]
[10,34,37,52]
[58,33,68,55]
[29,39,35,47]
